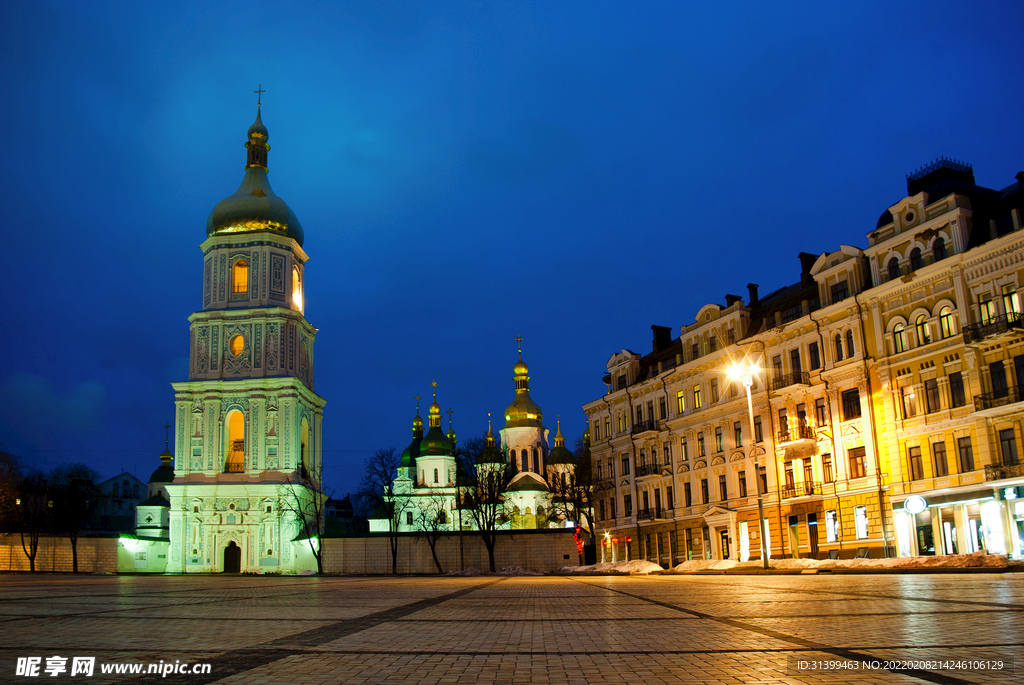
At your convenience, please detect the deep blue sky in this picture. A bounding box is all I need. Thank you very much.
[1,1,1022,494]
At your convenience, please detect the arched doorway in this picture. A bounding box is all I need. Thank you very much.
[223,541,241,573]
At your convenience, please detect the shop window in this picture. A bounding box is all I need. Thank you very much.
[854,506,869,539]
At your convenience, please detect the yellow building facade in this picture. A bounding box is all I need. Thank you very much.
[584,159,1024,564]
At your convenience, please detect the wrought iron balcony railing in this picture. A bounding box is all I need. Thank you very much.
[631,419,659,435]
[963,313,1024,344]
[636,507,666,521]
[975,385,1024,411]
[635,463,660,478]
[772,371,810,391]
[780,481,821,498]
[985,462,1024,481]
[777,425,815,444]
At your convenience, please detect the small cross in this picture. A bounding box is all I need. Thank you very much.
[515,334,524,359]
[446,408,454,428]
[254,84,266,106]
[163,422,171,445]
[414,393,421,410]
[430,379,438,400]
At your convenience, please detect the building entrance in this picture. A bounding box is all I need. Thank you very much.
[223,541,241,573]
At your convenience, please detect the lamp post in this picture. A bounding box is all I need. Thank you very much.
[729,362,770,570]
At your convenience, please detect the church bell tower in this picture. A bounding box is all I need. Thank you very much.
[166,98,327,573]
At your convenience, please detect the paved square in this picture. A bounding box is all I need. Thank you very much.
[1,573,1021,684]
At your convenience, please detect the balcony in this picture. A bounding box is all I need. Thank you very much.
[780,481,821,498]
[635,463,661,478]
[975,386,1024,412]
[224,462,245,473]
[776,425,815,445]
[985,462,1024,481]
[963,313,1024,345]
[772,371,810,391]
[636,507,668,521]
[631,419,659,435]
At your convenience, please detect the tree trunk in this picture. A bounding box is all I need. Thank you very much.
[428,540,443,574]
[21,531,38,573]
[390,535,399,574]
[483,534,496,572]
[70,533,79,573]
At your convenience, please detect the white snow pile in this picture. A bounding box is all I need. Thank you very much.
[559,560,665,575]
[670,550,1008,572]
[296,569,316,576]
[498,566,545,576]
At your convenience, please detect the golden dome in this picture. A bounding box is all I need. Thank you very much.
[513,359,529,375]
[429,401,441,416]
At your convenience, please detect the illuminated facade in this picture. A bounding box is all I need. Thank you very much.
[585,159,1024,564]
[125,105,326,573]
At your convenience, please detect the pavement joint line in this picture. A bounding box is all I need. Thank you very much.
[128,576,510,685]
[567,576,980,685]
[674,577,1024,610]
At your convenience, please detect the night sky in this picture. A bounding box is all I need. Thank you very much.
[1,1,1022,495]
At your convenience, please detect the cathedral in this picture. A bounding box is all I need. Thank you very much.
[121,102,325,574]
[373,346,577,533]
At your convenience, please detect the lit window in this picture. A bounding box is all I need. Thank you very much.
[893,324,907,353]
[854,505,869,539]
[915,315,931,345]
[230,335,244,356]
[939,307,955,339]
[980,298,996,325]
[232,260,248,294]
[292,266,303,311]
[692,384,702,409]
[1003,285,1020,319]
[676,391,686,415]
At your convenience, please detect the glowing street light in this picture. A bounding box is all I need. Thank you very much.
[727,361,770,570]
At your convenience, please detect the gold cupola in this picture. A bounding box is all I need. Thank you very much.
[419,381,453,456]
[503,339,544,429]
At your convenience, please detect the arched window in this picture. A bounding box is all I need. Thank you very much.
[916,315,931,345]
[230,335,244,356]
[433,468,438,484]
[112,482,119,497]
[232,260,248,294]
[300,417,310,475]
[834,334,844,362]
[532,448,539,473]
[225,410,245,472]
[939,306,955,339]
[845,330,855,358]
[521,450,528,472]
[933,238,947,262]
[909,248,923,271]
[893,324,907,353]
[292,266,303,311]
[888,257,901,281]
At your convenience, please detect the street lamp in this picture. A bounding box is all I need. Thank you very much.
[728,361,770,570]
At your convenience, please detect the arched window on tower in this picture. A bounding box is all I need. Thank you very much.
[292,266,303,312]
[910,248,923,271]
[300,418,310,479]
[834,334,844,362]
[521,449,529,472]
[433,468,438,484]
[532,449,539,473]
[933,238,947,262]
[888,257,900,281]
[225,411,245,472]
[845,330,855,358]
[232,260,249,294]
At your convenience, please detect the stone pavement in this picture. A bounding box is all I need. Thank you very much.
[1,572,1021,684]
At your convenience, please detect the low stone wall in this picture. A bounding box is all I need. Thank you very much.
[321,529,578,574]
[0,534,119,573]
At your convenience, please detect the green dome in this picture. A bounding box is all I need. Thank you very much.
[206,108,304,246]
[548,444,573,465]
[419,426,453,456]
[149,446,175,484]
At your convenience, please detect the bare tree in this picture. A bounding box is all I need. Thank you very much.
[278,461,332,574]
[547,436,596,541]
[357,447,412,574]
[0,449,23,533]
[18,470,49,573]
[456,434,516,572]
[49,463,101,573]
[414,494,451,573]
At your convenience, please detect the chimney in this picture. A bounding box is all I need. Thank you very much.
[747,283,759,306]
[651,325,672,354]
[725,294,742,307]
[798,252,817,287]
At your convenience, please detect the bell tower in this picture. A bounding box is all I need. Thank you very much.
[166,98,327,574]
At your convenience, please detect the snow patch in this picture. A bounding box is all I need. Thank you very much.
[559,560,664,575]
[671,551,1008,572]
[498,566,545,576]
